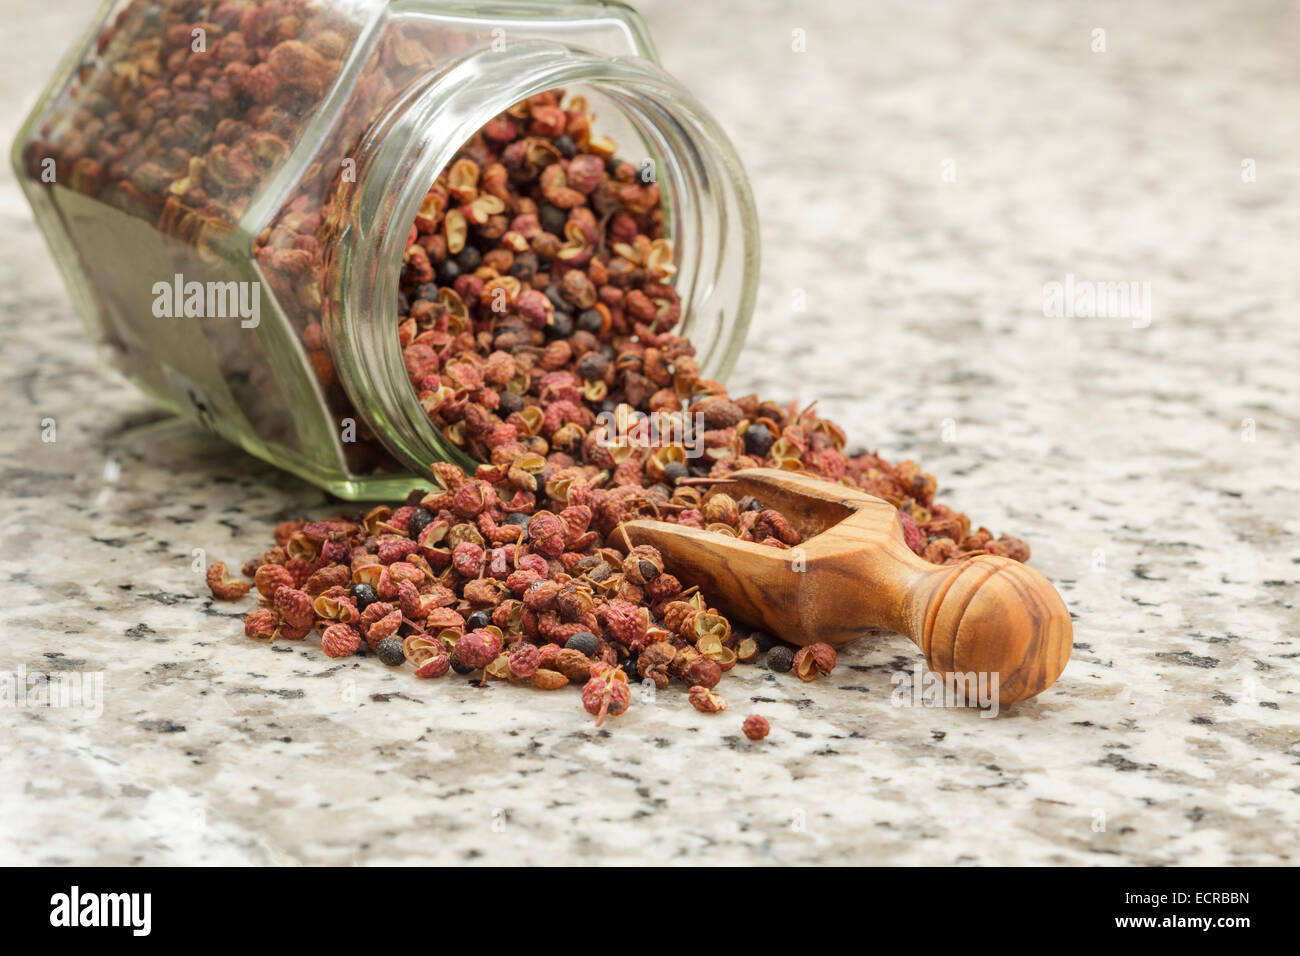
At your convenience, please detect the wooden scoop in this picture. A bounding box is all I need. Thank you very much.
[621,468,1071,704]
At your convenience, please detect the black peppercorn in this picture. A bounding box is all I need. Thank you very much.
[466,610,491,630]
[553,134,576,159]
[435,257,460,285]
[498,389,523,415]
[508,251,538,282]
[375,637,405,666]
[348,583,378,611]
[406,507,434,540]
[545,310,574,340]
[454,245,482,272]
[565,631,599,657]
[504,512,530,528]
[543,284,567,312]
[767,646,795,672]
[663,461,688,485]
[575,351,609,380]
[743,423,775,457]
[539,203,567,236]
[576,308,603,334]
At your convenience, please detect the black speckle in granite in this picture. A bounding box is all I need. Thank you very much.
[137,590,186,606]
[1098,752,1155,772]
[140,719,186,733]
[1259,701,1279,709]
[43,652,86,669]
[124,623,155,639]
[1191,716,1214,725]
[1156,651,1219,668]
[197,605,244,620]
[230,687,304,699]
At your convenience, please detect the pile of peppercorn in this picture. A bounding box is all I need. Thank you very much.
[210,90,1030,727]
[207,469,837,726]
[389,90,1029,566]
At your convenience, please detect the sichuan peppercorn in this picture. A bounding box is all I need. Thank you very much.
[214,88,1033,732]
[565,631,600,657]
[375,637,406,666]
[767,646,795,673]
[349,583,378,611]
[742,715,771,741]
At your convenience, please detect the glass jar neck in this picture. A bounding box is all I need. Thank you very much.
[324,40,758,477]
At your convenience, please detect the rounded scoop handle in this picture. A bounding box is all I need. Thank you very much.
[886,550,1073,704]
[623,468,1073,704]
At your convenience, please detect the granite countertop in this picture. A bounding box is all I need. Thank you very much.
[1,0,1297,865]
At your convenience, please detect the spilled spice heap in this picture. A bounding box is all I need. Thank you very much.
[211,91,1029,726]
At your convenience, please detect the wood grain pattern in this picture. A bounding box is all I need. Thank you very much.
[623,468,1072,704]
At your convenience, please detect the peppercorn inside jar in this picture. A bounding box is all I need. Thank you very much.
[14,0,760,499]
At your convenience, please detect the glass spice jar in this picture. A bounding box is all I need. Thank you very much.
[13,0,758,499]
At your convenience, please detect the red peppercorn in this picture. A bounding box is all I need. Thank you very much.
[365,609,403,650]
[273,586,315,629]
[581,664,630,726]
[454,628,503,670]
[254,563,294,599]
[321,623,362,659]
[206,561,251,601]
[507,642,541,680]
[244,608,278,641]
[793,643,837,682]
[742,715,770,741]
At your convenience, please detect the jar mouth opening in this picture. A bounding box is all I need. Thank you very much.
[330,41,758,479]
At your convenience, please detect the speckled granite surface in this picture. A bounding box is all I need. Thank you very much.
[1,0,1297,865]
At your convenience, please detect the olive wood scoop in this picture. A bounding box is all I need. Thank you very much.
[621,468,1071,704]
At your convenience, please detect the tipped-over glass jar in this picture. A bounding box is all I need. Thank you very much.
[14,0,758,498]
